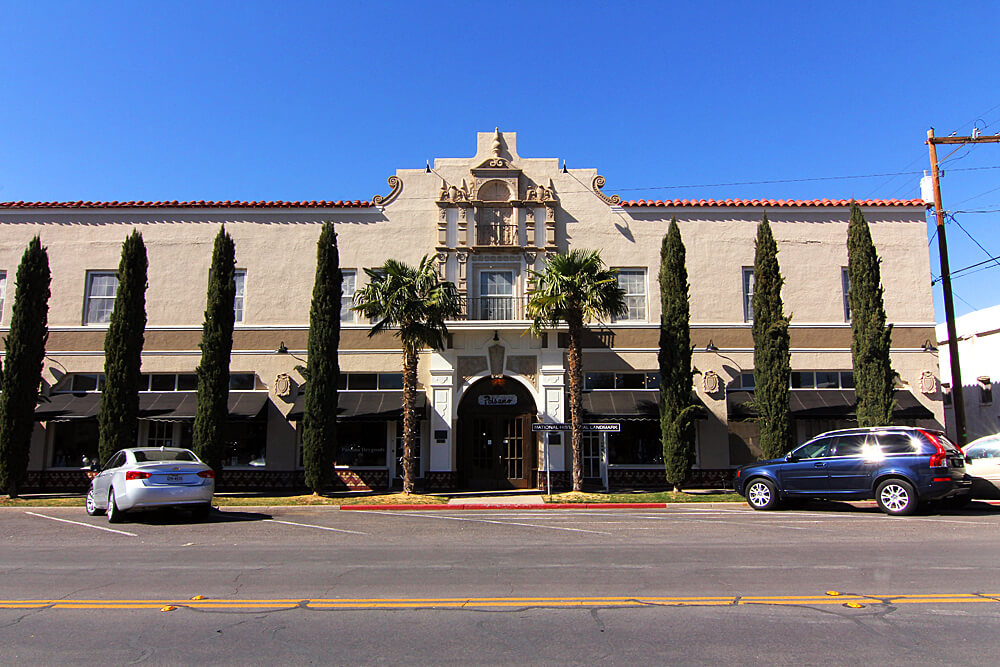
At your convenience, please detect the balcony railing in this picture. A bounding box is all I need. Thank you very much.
[475,222,519,246]
[454,296,528,321]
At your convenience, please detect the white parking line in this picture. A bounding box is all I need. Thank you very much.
[263,519,367,535]
[359,510,611,535]
[24,512,138,537]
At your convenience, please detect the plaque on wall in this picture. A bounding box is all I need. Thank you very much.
[478,394,518,406]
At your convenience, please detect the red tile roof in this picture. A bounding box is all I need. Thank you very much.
[622,198,925,208]
[0,200,371,209]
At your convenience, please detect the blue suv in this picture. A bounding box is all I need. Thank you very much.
[734,427,971,515]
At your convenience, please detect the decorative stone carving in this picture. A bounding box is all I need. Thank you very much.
[435,252,448,280]
[273,373,292,399]
[592,174,622,206]
[439,181,449,202]
[372,175,402,206]
[492,127,503,157]
[702,370,721,395]
[506,355,538,387]
[919,371,937,395]
[525,179,556,203]
[458,356,488,383]
[523,250,538,265]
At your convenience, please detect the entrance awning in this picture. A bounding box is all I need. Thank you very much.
[34,391,268,422]
[287,391,427,421]
[727,389,934,420]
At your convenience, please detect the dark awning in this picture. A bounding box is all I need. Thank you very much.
[287,391,427,421]
[33,393,102,421]
[582,390,660,421]
[35,391,268,422]
[727,389,934,420]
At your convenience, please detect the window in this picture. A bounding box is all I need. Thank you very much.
[50,421,99,468]
[790,371,854,389]
[341,270,356,323]
[337,373,404,390]
[607,422,664,465]
[68,374,105,392]
[146,422,174,448]
[84,271,118,325]
[616,270,647,322]
[339,421,388,467]
[234,270,246,323]
[742,267,754,323]
[0,270,6,322]
[584,372,661,390]
[229,373,256,390]
[842,268,851,322]
[730,372,756,391]
[794,438,833,459]
[479,270,514,320]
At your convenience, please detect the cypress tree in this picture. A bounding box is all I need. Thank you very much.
[302,223,341,493]
[847,202,895,426]
[193,227,236,475]
[98,231,148,464]
[751,214,794,459]
[0,237,51,497]
[658,220,700,490]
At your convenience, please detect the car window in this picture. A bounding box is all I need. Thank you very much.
[966,443,1000,460]
[877,433,920,455]
[794,438,833,459]
[102,451,125,470]
[134,450,197,463]
[833,435,867,457]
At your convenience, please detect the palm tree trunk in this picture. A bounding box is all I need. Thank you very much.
[566,311,584,492]
[401,348,419,494]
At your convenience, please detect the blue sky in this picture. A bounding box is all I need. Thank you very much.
[1,0,998,321]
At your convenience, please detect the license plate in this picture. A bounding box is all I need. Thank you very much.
[166,474,184,483]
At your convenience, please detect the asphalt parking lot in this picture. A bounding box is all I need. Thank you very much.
[4,502,1000,664]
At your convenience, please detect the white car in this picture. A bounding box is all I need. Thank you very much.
[963,435,1000,500]
[86,447,215,522]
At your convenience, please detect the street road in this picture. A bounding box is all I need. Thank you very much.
[3,502,1000,665]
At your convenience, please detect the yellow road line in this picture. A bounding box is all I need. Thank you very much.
[1,593,998,611]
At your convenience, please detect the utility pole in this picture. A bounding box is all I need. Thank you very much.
[926,127,1000,447]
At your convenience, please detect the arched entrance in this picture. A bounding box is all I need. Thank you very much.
[457,376,536,490]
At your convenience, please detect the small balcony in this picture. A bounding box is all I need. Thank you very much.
[455,296,528,321]
[475,222,519,247]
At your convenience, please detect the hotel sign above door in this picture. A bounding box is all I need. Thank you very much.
[531,423,620,432]
[478,394,518,406]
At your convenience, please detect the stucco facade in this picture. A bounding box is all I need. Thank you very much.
[0,130,942,491]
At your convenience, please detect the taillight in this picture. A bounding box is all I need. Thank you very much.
[919,429,948,467]
[197,470,215,479]
[125,471,151,480]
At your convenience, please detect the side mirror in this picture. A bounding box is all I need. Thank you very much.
[785,452,798,462]
[90,463,100,472]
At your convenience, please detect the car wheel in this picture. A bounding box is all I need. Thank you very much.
[745,478,780,511]
[107,489,125,523]
[190,503,212,521]
[85,488,104,516]
[876,479,917,516]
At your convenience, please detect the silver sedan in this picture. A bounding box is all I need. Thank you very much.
[85,447,215,522]
[964,435,1000,500]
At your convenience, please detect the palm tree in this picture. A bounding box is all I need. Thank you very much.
[527,250,626,492]
[352,256,461,494]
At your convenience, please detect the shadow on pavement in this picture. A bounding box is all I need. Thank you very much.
[119,507,272,525]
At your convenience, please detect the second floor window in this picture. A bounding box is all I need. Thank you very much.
[341,270,357,323]
[742,267,755,323]
[84,272,118,325]
[616,269,647,322]
[479,270,514,320]
[234,270,246,323]
[842,268,851,322]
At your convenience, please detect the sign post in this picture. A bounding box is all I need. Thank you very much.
[532,423,620,494]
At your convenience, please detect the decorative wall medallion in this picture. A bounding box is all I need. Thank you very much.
[372,175,402,206]
[273,373,292,399]
[458,356,488,383]
[592,174,622,206]
[702,370,720,395]
[919,371,937,395]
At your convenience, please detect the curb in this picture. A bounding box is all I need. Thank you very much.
[341,502,675,511]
